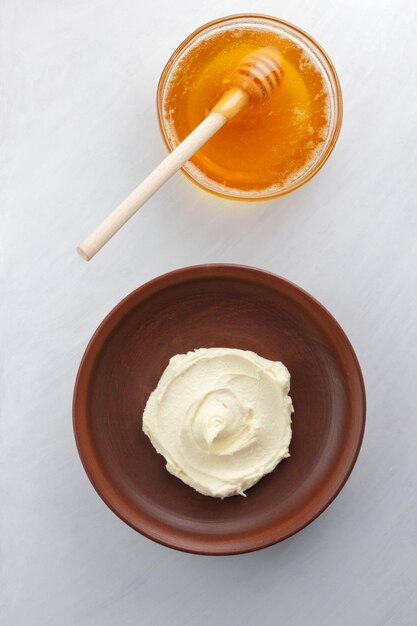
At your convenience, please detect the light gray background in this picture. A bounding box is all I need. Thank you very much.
[1,0,417,624]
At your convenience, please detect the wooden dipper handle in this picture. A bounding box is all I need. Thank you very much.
[77,112,227,260]
[77,47,283,261]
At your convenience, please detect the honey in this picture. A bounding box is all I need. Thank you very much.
[159,17,341,199]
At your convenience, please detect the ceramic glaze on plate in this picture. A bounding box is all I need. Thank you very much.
[73,265,365,555]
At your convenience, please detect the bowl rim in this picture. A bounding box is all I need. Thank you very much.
[73,264,365,555]
[156,14,344,200]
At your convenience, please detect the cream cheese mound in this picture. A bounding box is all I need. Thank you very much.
[142,348,294,498]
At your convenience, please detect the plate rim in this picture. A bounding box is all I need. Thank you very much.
[73,263,366,555]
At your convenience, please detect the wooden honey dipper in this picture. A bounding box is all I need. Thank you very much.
[77,47,283,260]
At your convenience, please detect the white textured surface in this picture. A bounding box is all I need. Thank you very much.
[1,0,417,624]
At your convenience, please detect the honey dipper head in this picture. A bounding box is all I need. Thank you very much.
[227,46,283,102]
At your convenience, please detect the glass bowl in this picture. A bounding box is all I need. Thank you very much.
[157,14,343,200]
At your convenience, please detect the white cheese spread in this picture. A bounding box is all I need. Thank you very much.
[142,348,294,498]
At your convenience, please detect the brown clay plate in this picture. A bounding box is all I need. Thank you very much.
[73,264,365,555]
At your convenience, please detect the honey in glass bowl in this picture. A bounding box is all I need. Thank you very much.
[157,15,342,199]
